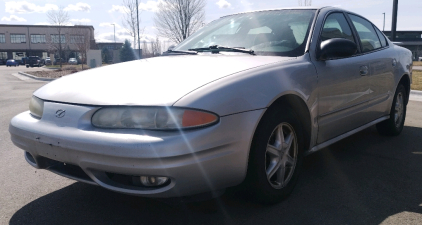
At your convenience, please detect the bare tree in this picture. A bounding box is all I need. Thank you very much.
[152,36,161,56]
[154,0,206,44]
[71,26,93,70]
[47,6,70,68]
[122,0,139,49]
[142,40,149,57]
[298,0,312,6]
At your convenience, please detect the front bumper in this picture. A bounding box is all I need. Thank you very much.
[9,101,264,197]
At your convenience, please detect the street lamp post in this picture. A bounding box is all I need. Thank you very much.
[136,0,141,59]
[382,12,385,31]
[111,23,116,49]
[391,0,399,41]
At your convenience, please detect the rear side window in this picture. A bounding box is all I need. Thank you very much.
[321,13,355,43]
[374,27,387,47]
[348,14,382,53]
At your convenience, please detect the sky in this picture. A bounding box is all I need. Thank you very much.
[0,0,421,45]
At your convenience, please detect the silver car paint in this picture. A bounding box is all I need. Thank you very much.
[9,7,413,197]
[34,55,289,108]
[10,101,264,197]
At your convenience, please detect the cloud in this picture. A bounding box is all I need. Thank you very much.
[64,3,91,12]
[5,1,58,14]
[99,23,122,29]
[96,32,155,43]
[34,22,50,25]
[216,0,231,8]
[1,15,26,22]
[108,5,126,13]
[138,0,162,12]
[70,18,91,23]
[109,1,162,13]
[240,0,253,6]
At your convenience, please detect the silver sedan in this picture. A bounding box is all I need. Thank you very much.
[9,7,412,203]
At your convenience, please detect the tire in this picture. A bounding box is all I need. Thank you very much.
[376,84,407,136]
[243,106,305,204]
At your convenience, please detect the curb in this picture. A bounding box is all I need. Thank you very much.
[410,90,422,96]
[18,71,56,81]
[410,90,422,102]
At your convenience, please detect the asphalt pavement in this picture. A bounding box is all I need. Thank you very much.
[1,65,422,225]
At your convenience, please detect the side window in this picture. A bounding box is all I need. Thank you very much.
[348,14,382,52]
[374,26,387,47]
[321,13,355,43]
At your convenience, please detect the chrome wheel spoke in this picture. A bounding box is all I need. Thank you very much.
[276,164,286,185]
[285,154,295,166]
[275,125,284,148]
[283,133,294,152]
[394,93,404,126]
[266,160,281,179]
[265,123,298,189]
[267,145,281,157]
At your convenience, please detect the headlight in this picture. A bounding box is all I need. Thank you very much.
[91,107,219,130]
[29,96,44,119]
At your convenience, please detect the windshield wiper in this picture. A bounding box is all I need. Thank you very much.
[166,49,198,55]
[189,45,255,55]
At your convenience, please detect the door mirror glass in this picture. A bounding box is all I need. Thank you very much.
[318,38,357,60]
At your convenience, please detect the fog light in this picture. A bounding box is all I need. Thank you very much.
[140,176,168,186]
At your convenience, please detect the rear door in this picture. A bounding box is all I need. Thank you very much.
[314,12,373,143]
[347,14,395,120]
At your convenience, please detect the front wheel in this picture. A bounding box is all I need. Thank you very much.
[244,106,304,204]
[376,84,407,136]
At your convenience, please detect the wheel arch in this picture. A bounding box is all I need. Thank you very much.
[262,94,312,151]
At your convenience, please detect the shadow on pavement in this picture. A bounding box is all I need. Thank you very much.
[9,126,422,225]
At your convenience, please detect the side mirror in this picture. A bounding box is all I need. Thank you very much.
[317,38,357,61]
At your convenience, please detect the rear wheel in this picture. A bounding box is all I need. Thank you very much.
[376,84,407,136]
[244,106,304,204]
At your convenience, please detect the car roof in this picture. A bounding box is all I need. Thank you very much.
[220,6,331,18]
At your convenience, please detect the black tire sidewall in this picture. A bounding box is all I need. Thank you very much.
[246,107,305,203]
[390,84,407,133]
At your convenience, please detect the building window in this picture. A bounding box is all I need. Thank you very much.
[0,52,7,59]
[51,34,66,43]
[31,34,46,43]
[70,35,85,44]
[11,34,26,43]
[107,45,114,50]
[0,34,5,43]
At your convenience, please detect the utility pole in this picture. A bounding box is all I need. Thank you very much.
[111,23,116,49]
[391,0,398,41]
[382,13,385,31]
[136,0,141,59]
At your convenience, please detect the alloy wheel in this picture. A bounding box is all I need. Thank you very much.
[265,123,298,189]
[394,92,404,127]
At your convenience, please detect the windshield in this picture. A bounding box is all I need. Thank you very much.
[175,9,316,57]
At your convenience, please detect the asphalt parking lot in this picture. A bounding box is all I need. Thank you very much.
[1,65,422,225]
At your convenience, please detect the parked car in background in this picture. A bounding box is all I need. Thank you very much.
[68,58,78,65]
[6,59,19,67]
[0,59,6,65]
[9,7,413,204]
[20,57,28,65]
[45,57,51,65]
[54,58,65,64]
[26,56,42,68]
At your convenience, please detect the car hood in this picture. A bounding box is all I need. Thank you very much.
[34,55,290,106]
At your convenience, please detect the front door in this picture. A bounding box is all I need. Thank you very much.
[314,12,373,144]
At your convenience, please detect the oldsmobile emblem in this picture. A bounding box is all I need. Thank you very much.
[55,110,66,118]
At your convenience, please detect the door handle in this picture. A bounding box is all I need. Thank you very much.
[360,65,369,76]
